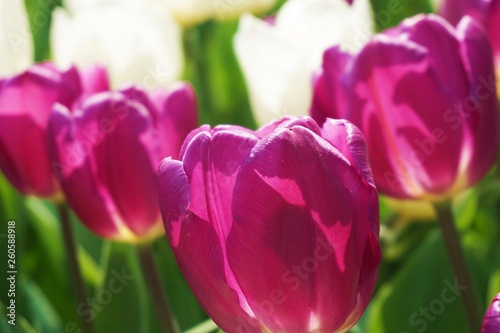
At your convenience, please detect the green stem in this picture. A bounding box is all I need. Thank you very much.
[57,202,95,333]
[433,201,482,332]
[137,245,179,333]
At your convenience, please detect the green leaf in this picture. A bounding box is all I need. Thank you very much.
[367,229,488,333]
[23,279,63,332]
[94,242,151,333]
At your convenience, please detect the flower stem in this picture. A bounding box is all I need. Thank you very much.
[433,201,482,332]
[137,244,179,333]
[57,202,95,333]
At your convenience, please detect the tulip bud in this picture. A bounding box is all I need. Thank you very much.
[158,116,380,332]
[0,63,109,198]
[0,0,33,76]
[439,0,500,79]
[48,83,198,243]
[51,0,183,90]
[482,294,500,333]
[311,14,499,200]
[234,0,373,126]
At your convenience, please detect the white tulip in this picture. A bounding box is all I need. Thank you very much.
[0,0,33,76]
[234,0,373,125]
[165,0,277,27]
[51,0,183,90]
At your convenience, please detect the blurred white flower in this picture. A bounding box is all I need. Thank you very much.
[234,0,373,125]
[0,0,33,76]
[51,0,183,90]
[165,0,277,27]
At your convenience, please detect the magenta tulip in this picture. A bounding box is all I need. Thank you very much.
[440,0,500,76]
[158,116,380,332]
[48,83,197,243]
[311,14,499,200]
[0,63,109,198]
[482,294,500,333]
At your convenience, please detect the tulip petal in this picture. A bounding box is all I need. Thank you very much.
[482,294,500,333]
[160,131,262,332]
[83,92,162,236]
[228,125,376,332]
[346,35,466,198]
[51,2,182,89]
[310,46,352,124]
[457,16,499,186]
[47,105,122,238]
[79,64,110,95]
[153,82,198,160]
[0,65,61,196]
[396,15,470,98]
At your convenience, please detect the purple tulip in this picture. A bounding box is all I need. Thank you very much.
[158,116,380,332]
[440,0,500,76]
[0,63,109,198]
[47,83,197,243]
[311,14,499,200]
[482,294,500,333]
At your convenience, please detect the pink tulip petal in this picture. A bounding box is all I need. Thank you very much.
[398,15,470,97]
[482,294,500,333]
[80,64,110,94]
[82,92,162,236]
[0,65,61,196]
[347,34,465,197]
[153,83,198,160]
[228,125,377,332]
[159,131,262,332]
[47,105,121,238]
[457,16,499,186]
[310,46,352,125]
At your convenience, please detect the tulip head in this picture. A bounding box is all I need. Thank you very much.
[234,0,373,126]
[311,14,499,201]
[51,0,183,90]
[47,83,197,243]
[0,63,109,198]
[482,294,500,333]
[158,116,380,332]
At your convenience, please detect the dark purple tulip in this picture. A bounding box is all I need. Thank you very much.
[158,116,380,332]
[311,14,499,200]
[0,63,109,198]
[482,294,500,333]
[48,83,198,243]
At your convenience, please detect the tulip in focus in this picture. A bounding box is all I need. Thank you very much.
[439,0,500,80]
[51,0,183,90]
[158,116,380,332]
[165,0,277,27]
[311,14,499,201]
[234,0,373,125]
[482,293,500,333]
[0,63,109,198]
[0,0,33,76]
[48,83,198,243]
